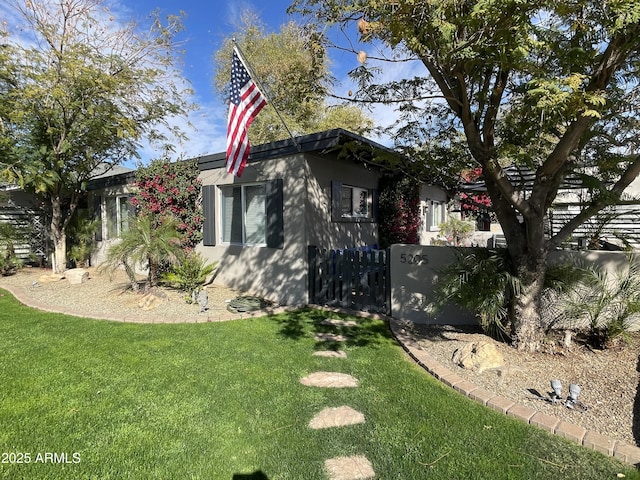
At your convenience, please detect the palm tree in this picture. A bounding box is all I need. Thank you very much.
[101,215,182,292]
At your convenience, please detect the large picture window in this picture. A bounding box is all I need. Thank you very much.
[220,184,267,245]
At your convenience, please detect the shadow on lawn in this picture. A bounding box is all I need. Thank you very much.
[232,471,269,480]
[271,308,393,349]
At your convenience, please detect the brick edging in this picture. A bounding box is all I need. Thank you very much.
[387,318,640,467]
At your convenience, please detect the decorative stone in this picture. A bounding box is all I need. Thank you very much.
[313,350,348,359]
[38,273,66,284]
[452,341,504,373]
[315,333,349,342]
[66,268,89,285]
[325,455,375,480]
[321,319,358,327]
[300,372,358,388]
[309,406,365,429]
[137,288,168,311]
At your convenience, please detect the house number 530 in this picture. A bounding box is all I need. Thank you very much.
[399,253,429,265]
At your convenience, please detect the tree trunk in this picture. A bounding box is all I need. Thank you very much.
[50,195,67,274]
[507,221,549,352]
[510,260,547,352]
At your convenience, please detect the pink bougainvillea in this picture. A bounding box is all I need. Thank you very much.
[132,159,203,250]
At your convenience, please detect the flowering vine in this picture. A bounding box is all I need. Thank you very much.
[130,159,202,250]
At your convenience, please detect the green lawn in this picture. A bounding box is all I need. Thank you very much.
[0,289,637,480]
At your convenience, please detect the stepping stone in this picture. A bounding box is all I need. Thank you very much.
[313,350,347,358]
[300,372,358,388]
[315,333,349,342]
[325,455,375,480]
[321,318,358,327]
[309,406,365,429]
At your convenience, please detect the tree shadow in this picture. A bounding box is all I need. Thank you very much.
[634,354,639,446]
[270,307,393,349]
[232,471,269,480]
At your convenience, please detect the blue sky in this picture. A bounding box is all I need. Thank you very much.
[1,0,417,163]
[119,0,313,161]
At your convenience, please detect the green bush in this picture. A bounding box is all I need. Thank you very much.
[434,248,518,341]
[161,252,217,301]
[0,223,24,276]
[545,254,640,348]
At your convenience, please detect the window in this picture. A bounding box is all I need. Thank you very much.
[202,180,283,249]
[220,184,267,245]
[428,200,446,231]
[331,181,376,222]
[105,195,133,239]
[341,185,370,218]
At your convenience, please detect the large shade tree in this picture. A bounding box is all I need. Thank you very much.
[213,10,373,144]
[0,0,194,273]
[291,0,640,351]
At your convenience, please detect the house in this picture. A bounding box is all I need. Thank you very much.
[0,183,48,263]
[85,165,136,266]
[458,165,640,250]
[195,128,449,306]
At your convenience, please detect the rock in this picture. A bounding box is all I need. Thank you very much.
[66,268,89,285]
[138,288,168,311]
[38,273,66,284]
[452,341,504,373]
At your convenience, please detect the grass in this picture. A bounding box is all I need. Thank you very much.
[0,290,638,480]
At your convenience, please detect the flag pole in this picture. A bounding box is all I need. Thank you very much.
[233,40,302,152]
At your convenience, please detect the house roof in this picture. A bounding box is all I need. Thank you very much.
[460,165,586,193]
[197,128,399,172]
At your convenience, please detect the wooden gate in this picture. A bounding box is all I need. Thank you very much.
[308,245,390,314]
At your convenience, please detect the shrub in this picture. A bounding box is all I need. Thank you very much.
[161,252,218,301]
[436,217,475,246]
[434,248,518,342]
[0,223,24,275]
[544,254,640,348]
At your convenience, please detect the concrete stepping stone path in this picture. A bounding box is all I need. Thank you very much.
[315,332,349,342]
[309,406,365,429]
[321,318,358,327]
[325,455,375,480]
[300,372,359,388]
[305,317,376,478]
[313,350,348,358]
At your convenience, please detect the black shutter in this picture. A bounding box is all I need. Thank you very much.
[202,185,216,246]
[371,189,379,222]
[93,195,102,242]
[266,179,284,249]
[331,180,342,222]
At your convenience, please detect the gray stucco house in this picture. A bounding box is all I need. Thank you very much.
[84,129,450,307]
[195,129,393,306]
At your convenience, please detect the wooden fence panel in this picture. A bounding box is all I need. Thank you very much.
[308,246,390,314]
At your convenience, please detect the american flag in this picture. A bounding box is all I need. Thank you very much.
[226,48,267,177]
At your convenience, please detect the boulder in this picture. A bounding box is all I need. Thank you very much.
[66,268,89,285]
[38,273,66,284]
[138,288,168,311]
[452,341,504,373]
